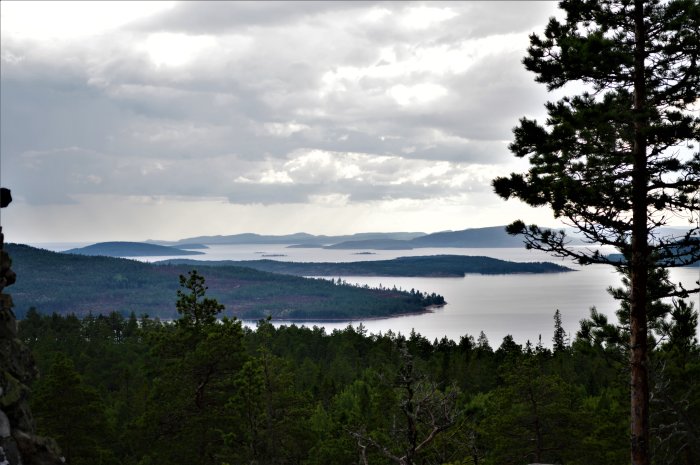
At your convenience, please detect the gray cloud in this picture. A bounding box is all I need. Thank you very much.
[1,1,563,238]
[131,1,373,33]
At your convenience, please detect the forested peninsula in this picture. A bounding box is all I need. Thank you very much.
[6,244,443,320]
[161,254,572,276]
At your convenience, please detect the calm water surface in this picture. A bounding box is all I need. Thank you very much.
[33,242,700,346]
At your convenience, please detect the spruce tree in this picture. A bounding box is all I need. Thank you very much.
[492,1,700,464]
[552,310,567,353]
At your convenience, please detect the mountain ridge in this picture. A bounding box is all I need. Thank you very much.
[147,226,527,249]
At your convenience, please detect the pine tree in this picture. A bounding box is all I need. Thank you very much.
[176,269,224,329]
[139,271,245,464]
[492,1,700,464]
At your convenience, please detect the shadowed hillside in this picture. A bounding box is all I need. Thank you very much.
[7,244,442,320]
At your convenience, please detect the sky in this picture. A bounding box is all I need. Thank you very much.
[0,1,568,243]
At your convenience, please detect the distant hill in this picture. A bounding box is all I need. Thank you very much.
[323,239,415,250]
[409,226,527,248]
[160,255,572,277]
[607,237,699,267]
[149,232,426,247]
[64,241,204,257]
[147,227,529,249]
[167,232,321,246]
[323,226,529,249]
[5,244,442,320]
[606,254,698,267]
[148,226,696,250]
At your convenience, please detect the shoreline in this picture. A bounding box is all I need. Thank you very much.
[239,303,446,324]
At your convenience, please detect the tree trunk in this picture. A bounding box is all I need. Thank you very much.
[630,1,650,464]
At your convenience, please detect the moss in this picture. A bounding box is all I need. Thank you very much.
[0,372,23,408]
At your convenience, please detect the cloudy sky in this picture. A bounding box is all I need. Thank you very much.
[1,1,565,243]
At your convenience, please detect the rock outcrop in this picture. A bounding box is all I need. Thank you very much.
[0,189,63,465]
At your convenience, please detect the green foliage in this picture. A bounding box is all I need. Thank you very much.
[493,2,700,462]
[175,270,224,328]
[19,297,699,464]
[493,0,700,259]
[492,0,700,269]
[553,309,567,353]
[650,299,700,465]
[480,357,586,465]
[579,388,629,464]
[32,353,117,465]
[223,319,315,463]
[137,282,245,465]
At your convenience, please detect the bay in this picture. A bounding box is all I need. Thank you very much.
[31,242,700,346]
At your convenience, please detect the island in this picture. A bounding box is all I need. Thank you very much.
[159,255,572,277]
[64,241,205,257]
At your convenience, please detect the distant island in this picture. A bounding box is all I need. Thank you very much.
[324,239,415,250]
[65,241,205,257]
[149,231,425,247]
[158,255,572,277]
[175,243,210,250]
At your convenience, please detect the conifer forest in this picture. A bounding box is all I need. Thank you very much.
[1,0,699,464]
[18,272,700,464]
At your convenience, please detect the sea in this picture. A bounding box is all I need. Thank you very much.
[34,242,700,347]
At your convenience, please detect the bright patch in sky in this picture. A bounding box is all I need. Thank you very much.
[141,33,217,68]
[388,83,448,106]
[401,6,458,30]
[285,150,363,182]
[259,170,294,185]
[319,32,526,101]
[390,162,452,186]
[0,1,176,40]
[263,122,310,137]
[362,7,392,23]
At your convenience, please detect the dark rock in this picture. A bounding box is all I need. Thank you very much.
[0,189,11,209]
[0,199,63,465]
[0,433,24,465]
[0,251,16,290]
[14,430,63,465]
[0,409,10,438]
